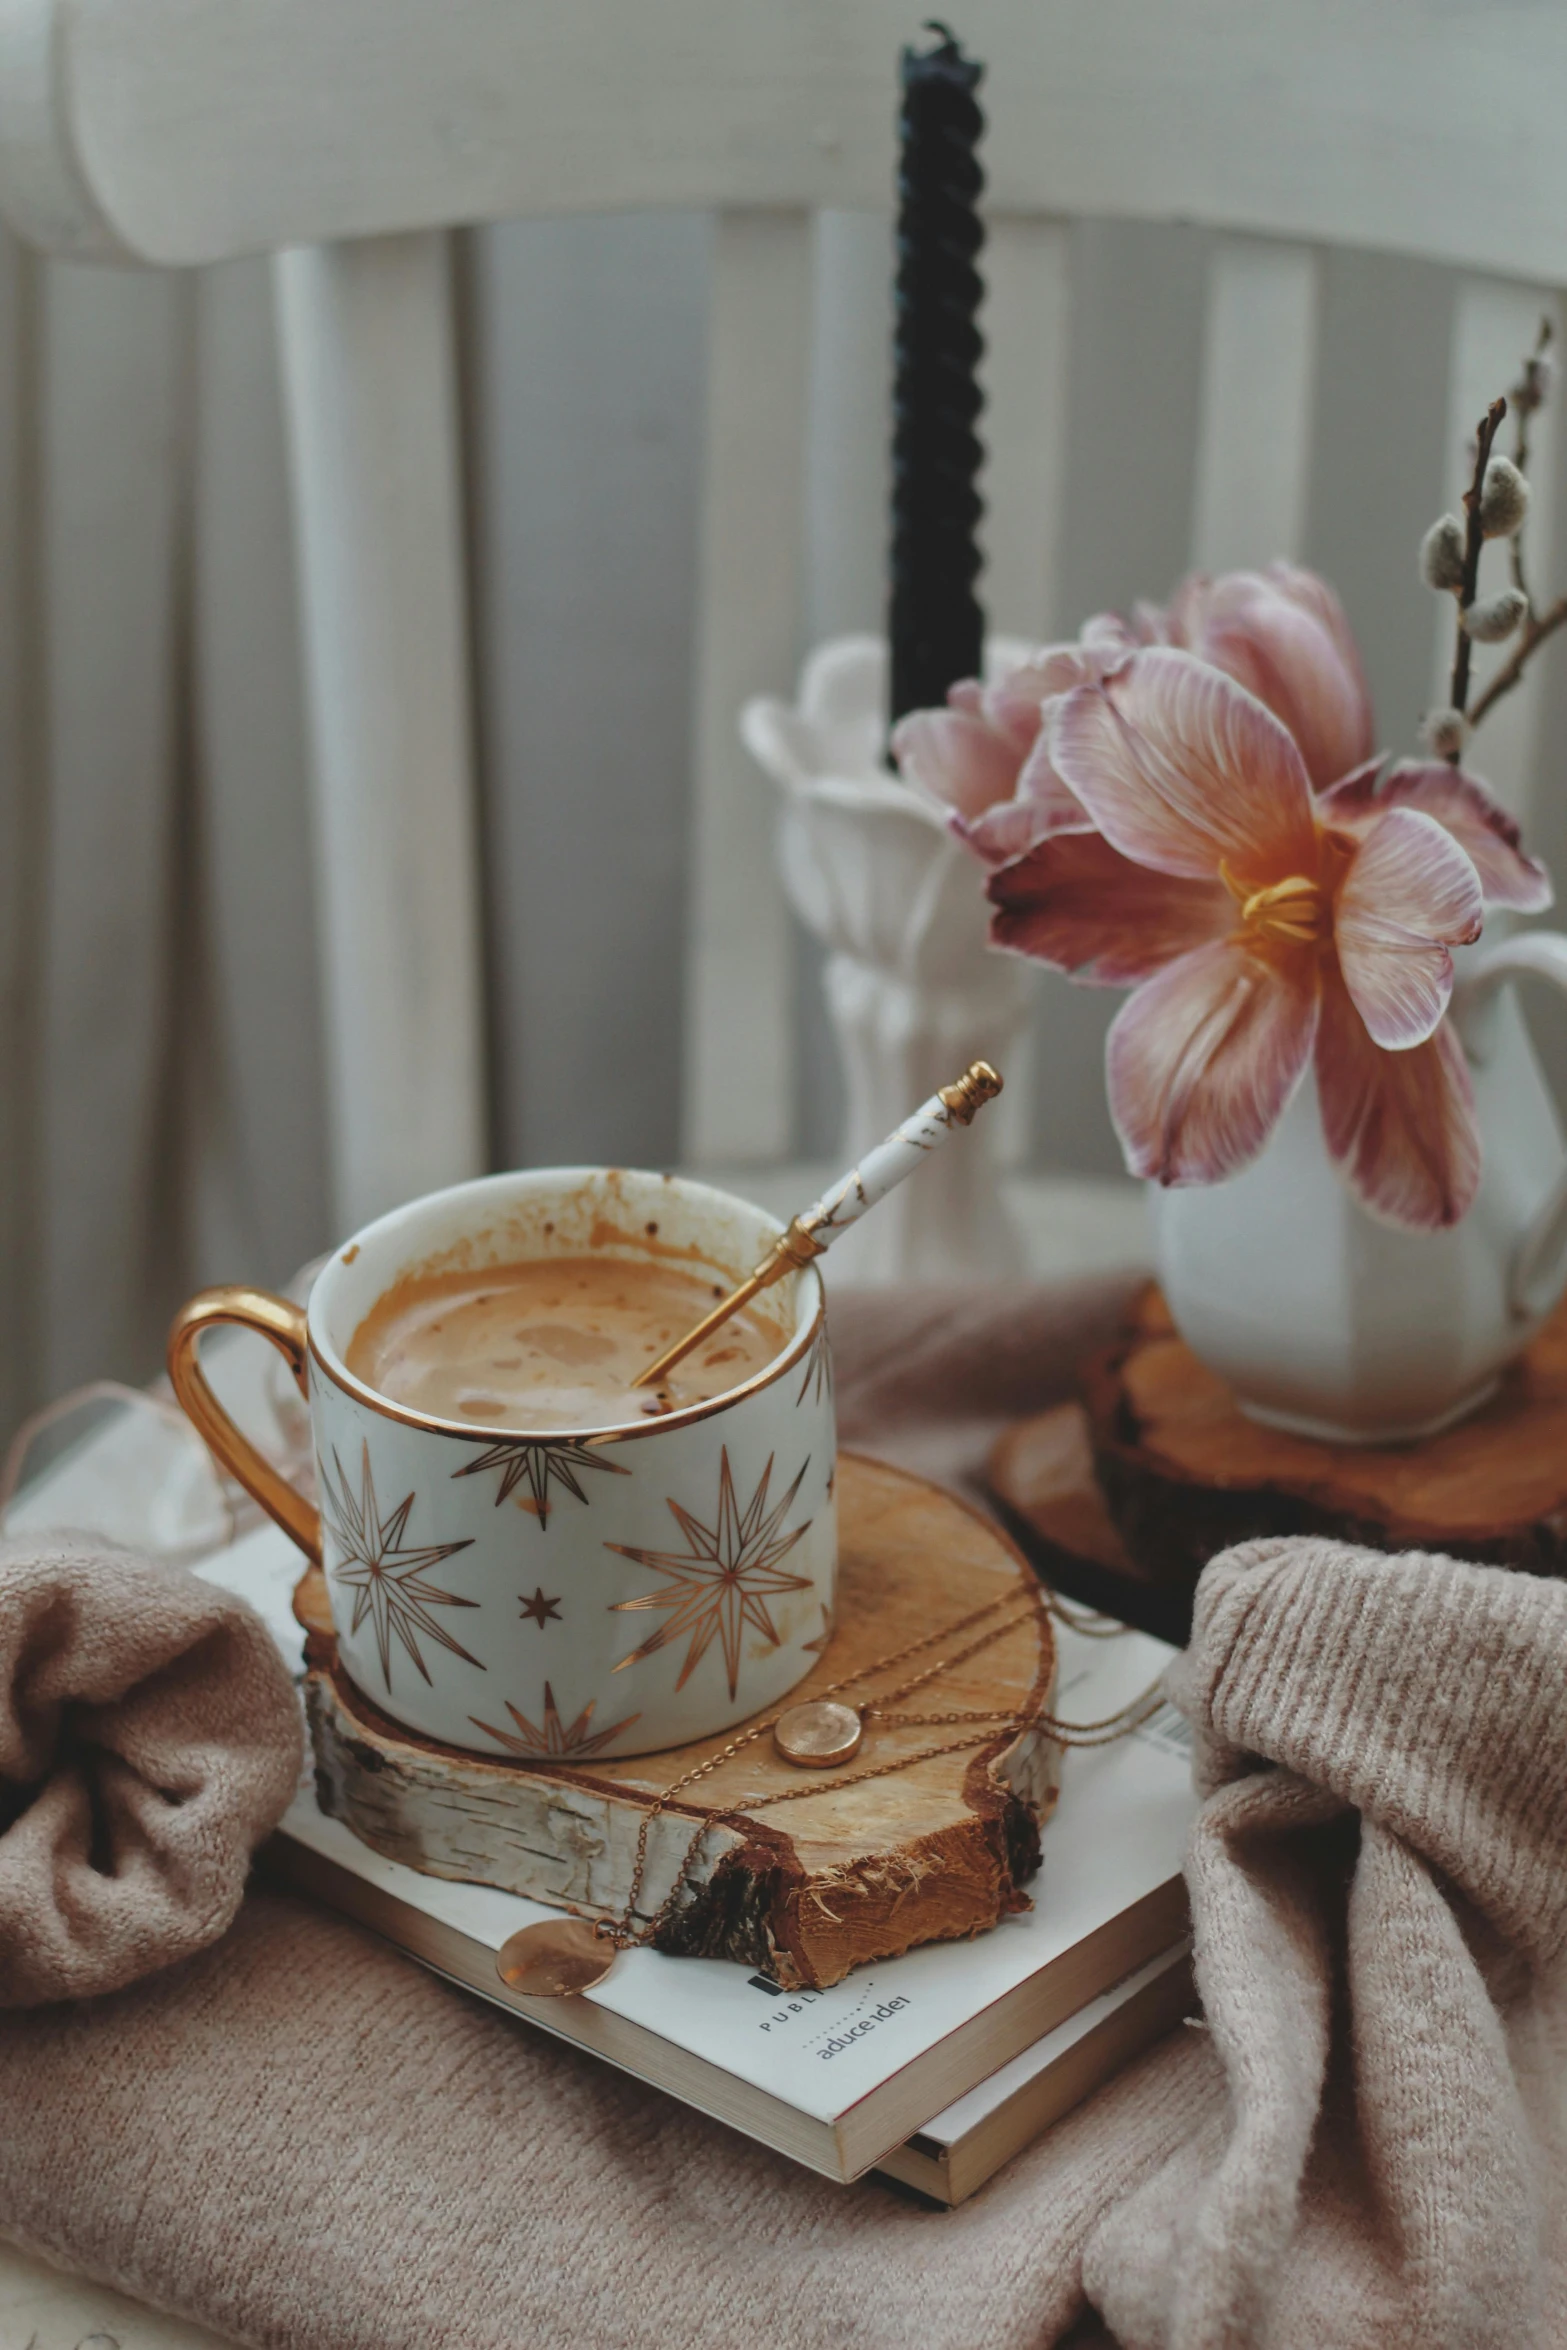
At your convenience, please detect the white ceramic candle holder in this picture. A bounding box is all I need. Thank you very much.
[742,635,1031,1284]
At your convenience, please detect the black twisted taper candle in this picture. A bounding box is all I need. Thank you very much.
[888,22,987,734]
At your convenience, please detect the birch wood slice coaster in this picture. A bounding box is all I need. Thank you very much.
[989,1283,1567,1625]
[295,1453,1058,1992]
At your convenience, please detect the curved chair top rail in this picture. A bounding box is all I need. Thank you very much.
[0,0,1562,273]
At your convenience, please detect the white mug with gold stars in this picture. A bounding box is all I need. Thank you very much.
[168,1168,836,1758]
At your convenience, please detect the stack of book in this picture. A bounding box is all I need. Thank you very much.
[204,1523,1197,2204]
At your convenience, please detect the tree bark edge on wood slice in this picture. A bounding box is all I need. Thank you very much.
[1080,1283,1567,1590]
[299,1452,1059,1992]
[985,1400,1196,1647]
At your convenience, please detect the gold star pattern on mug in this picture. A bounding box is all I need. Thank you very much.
[469,1683,640,1761]
[608,1448,814,1701]
[322,1440,481,1691]
[802,1599,835,1656]
[795,1319,832,1409]
[519,1587,562,1629]
[452,1436,629,1527]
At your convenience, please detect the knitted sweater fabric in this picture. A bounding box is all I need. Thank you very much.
[1,1280,1565,2349]
[0,1530,302,2004]
[1086,1534,1567,2350]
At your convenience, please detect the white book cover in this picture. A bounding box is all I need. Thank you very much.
[200,1523,1198,2180]
[875,1939,1195,2200]
[901,1941,1195,2153]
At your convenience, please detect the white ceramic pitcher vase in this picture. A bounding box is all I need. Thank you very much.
[1152,933,1567,1443]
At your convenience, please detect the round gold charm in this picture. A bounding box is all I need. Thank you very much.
[773,1699,864,1769]
[495,1918,617,1998]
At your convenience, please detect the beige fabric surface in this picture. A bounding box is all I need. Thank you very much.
[0,1531,302,2005]
[1084,1534,1567,2350]
[0,1889,1208,2350]
[829,1275,1139,1491]
[1,1279,1564,2350]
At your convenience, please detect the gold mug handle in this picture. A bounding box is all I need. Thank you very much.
[166,1286,321,1565]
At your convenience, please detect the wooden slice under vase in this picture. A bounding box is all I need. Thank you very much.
[986,1283,1567,1640]
[296,1452,1058,1992]
[986,1396,1192,1647]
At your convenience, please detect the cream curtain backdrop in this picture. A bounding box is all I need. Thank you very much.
[0,245,330,1442]
[5,211,1567,1447]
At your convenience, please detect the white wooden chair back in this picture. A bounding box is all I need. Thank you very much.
[1,0,1562,1233]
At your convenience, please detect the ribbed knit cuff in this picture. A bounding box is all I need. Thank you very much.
[1167,1537,1567,1971]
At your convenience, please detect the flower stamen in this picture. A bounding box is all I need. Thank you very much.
[1235,872,1327,945]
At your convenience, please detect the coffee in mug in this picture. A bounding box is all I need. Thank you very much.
[344,1255,787,1432]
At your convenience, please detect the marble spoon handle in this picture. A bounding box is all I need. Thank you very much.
[793,1061,1004,1248]
[632,1062,1003,1392]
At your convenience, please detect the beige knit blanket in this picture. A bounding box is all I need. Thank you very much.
[0,1530,301,2004]
[2,1281,1564,2350]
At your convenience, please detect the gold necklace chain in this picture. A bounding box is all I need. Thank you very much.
[593,1587,1168,1956]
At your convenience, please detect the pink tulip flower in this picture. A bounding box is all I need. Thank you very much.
[893,561,1374,861]
[891,621,1137,865]
[1317,758,1551,913]
[1160,563,1375,792]
[988,650,1488,1230]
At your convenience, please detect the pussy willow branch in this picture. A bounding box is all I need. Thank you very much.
[1509,441,1534,607]
[1509,500,1533,606]
[1511,318,1552,479]
[1446,394,1508,757]
[1457,322,1566,739]
[1508,318,1552,605]
[1467,594,1567,730]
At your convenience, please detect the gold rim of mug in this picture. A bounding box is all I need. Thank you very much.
[305,1289,827,1449]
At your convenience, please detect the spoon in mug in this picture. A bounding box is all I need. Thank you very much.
[632,1061,1003,1395]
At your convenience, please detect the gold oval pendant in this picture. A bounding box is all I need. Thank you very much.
[496,1918,617,1998]
[773,1698,863,1769]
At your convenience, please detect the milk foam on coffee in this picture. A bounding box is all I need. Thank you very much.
[344,1256,789,1431]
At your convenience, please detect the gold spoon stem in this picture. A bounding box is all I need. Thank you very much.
[631,1219,825,1393]
[631,1061,1002,1395]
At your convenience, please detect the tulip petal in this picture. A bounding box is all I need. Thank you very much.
[954,678,1112,863]
[1334,808,1483,1049]
[1191,565,1376,792]
[1321,759,1553,913]
[1049,649,1319,884]
[980,645,1110,748]
[1128,599,1176,645]
[953,723,1098,865]
[955,799,1056,867]
[1106,938,1318,1184]
[1263,562,1365,654]
[987,831,1234,980]
[1081,609,1148,653]
[1313,755,1385,808]
[1316,972,1480,1230]
[1014,728,1097,827]
[892,705,1023,820]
